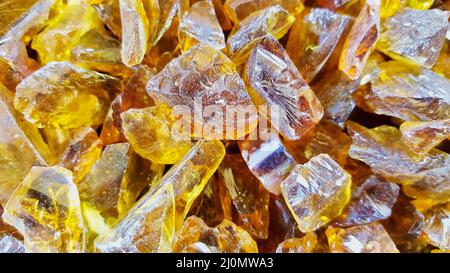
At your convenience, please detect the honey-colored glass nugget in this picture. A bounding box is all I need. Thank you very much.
[121,105,193,164]
[377,8,449,68]
[32,0,103,63]
[286,8,351,83]
[305,121,352,166]
[246,35,323,140]
[339,0,381,80]
[275,232,318,253]
[92,0,122,38]
[0,39,40,91]
[347,122,450,202]
[381,194,425,246]
[0,0,40,38]
[423,203,450,250]
[281,154,352,233]
[147,43,258,140]
[14,61,120,129]
[326,222,399,253]
[0,86,53,206]
[145,0,187,47]
[173,216,258,253]
[364,61,450,121]
[227,5,295,65]
[78,143,164,230]
[94,182,176,253]
[334,175,400,227]
[218,154,270,239]
[94,140,225,252]
[71,29,133,78]
[400,119,450,155]
[2,166,87,253]
[224,0,303,23]
[59,127,103,183]
[312,71,359,128]
[178,0,225,51]
[239,136,296,195]
[119,0,149,67]
[100,65,155,145]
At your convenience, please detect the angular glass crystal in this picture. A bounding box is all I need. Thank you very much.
[286,8,351,83]
[377,8,449,68]
[339,0,380,80]
[326,222,399,253]
[281,154,352,232]
[2,166,86,253]
[14,62,120,129]
[246,35,323,140]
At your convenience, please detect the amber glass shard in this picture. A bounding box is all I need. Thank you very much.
[0,39,40,91]
[143,16,181,72]
[14,62,120,129]
[381,194,425,245]
[377,8,448,68]
[359,51,386,85]
[304,121,352,166]
[211,0,232,31]
[32,1,102,63]
[0,235,25,253]
[0,86,53,206]
[179,0,225,51]
[59,127,103,183]
[423,203,450,250]
[246,35,323,140]
[366,61,450,121]
[334,175,400,227]
[281,154,352,232]
[227,6,295,65]
[100,65,155,145]
[326,222,399,253]
[400,119,450,155]
[79,143,163,228]
[224,0,303,23]
[239,137,296,195]
[286,8,351,83]
[0,0,40,38]
[276,232,318,253]
[257,195,298,252]
[119,0,149,67]
[187,174,226,227]
[121,105,193,164]
[317,0,352,10]
[147,43,257,140]
[218,154,270,239]
[92,0,122,38]
[94,140,225,252]
[312,71,359,128]
[0,0,54,43]
[344,158,372,187]
[40,127,72,159]
[173,216,258,253]
[2,166,86,253]
[145,0,186,47]
[347,122,450,201]
[339,0,380,80]
[71,29,133,78]
[95,183,176,253]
